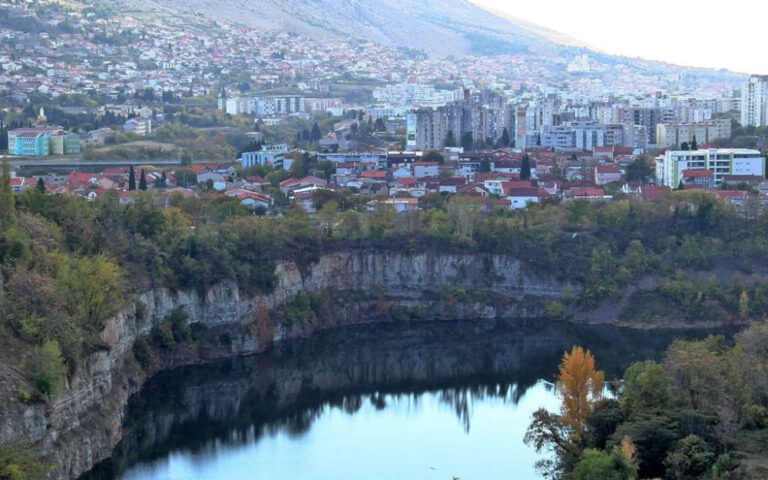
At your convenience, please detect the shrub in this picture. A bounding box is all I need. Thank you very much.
[26,340,68,398]
[132,337,155,370]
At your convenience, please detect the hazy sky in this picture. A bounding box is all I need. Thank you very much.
[471,0,767,74]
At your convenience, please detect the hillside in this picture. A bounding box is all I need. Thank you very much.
[121,0,585,57]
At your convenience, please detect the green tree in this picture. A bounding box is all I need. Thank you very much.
[461,132,473,151]
[422,150,445,165]
[27,340,68,398]
[625,156,653,183]
[569,448,637,480]
[521,154,532,180]
[56,255,125,333]
[0,155,16,228]
[36,177,45,193]
[500,127,511,148]
[138,169,147,191]
[310,122,322,143]
[664,435,715,480]
[444,130,457,148]
[128,165,136,191]
[690,135,698,151]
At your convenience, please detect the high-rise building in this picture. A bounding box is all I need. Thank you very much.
[656,119,732,149]
[741,75,768,127]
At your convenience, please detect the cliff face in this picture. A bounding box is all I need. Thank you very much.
[0,251,566,480]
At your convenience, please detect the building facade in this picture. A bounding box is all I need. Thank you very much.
[741,75,768,127]
[8,126,80,156]
[656,119,732,149]
[655,148,765,188]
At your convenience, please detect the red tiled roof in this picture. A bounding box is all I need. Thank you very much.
[596,165,622,174]
[641,186,670,202]
[682,169,714,178]
[571,187,606,197]
[361,171,386,179]
[505,187,539,197]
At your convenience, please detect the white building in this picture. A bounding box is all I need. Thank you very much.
[741,75,768,127]
[655,148,765,188]
[656,119,732,149]
[123,118,152,136]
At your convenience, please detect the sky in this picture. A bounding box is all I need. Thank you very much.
[471,0,768,74]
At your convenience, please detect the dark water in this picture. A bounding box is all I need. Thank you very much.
[84,320,729,480]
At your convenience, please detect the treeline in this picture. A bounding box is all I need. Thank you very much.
[526,323,768,479]
[3,157,768,401]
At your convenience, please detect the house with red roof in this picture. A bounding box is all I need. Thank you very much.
[505,187,540,209]
[226,189,273,210]
[594,164,623,185]
[682,169,714,189]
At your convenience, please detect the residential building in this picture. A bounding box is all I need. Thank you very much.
[594,165,622,185]
[656,119,732,149]
[413,162,439,178]
[124,117,152,136]
[741,75,768,127]
[241,144,289,169]
[8,126,80,156]
[656,148,765,188]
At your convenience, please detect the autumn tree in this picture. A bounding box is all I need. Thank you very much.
[526,347,606,478]
[558,346,605,443]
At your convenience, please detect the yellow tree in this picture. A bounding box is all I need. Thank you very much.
[557,346,605,443]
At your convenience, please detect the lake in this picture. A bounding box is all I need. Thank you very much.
[83,319,726,480]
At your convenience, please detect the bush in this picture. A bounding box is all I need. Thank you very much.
[132,337,155,370]
[0,445,46,480]
[570,448,636,480]
[664,435,715,480]
[26,340,67,398]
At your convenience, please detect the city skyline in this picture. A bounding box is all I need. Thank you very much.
[473,0,767,74]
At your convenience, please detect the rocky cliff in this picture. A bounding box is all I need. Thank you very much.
[0,251,567,480]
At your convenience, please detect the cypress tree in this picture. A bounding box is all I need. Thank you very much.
[36,177,46,193]
[310,122,322,143]
[0,155,16,228]
[138,169,147,191]
[500,127,511,148]
[128,165,136,191]
[444,130,457,148]
[691,135,698,151]
[520,154,532,180]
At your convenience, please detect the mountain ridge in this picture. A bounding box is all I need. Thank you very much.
[121,0,580,57]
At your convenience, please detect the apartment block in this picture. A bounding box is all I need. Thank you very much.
[656,119,732,149]
[655,148,765,188]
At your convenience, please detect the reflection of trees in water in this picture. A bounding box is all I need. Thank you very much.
[83,320,723,480]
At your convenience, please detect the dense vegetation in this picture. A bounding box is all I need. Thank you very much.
[3,155,768,401]
[526,325,768,479]
[0,153,768,479]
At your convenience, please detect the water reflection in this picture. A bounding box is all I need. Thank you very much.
[84,319,725,480]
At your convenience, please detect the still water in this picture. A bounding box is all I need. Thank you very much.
[85,319,725,480]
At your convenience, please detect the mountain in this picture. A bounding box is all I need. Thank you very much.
[124,0,587,57]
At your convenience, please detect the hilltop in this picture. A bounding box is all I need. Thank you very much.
[120,0,585,57]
